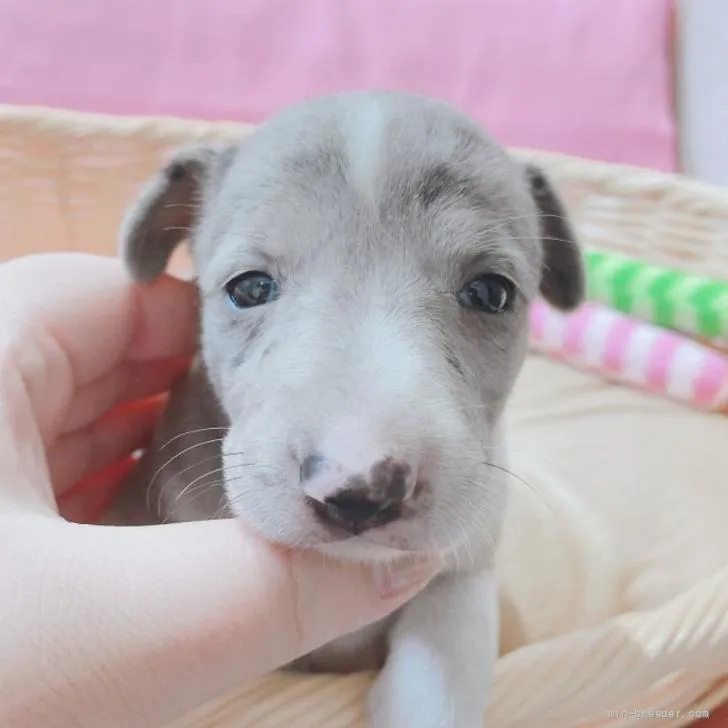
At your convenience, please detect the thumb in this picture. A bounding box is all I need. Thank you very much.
[284,544,441,660]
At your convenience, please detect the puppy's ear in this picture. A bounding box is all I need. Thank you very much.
[525,164,585,311]
[119,144,236,283]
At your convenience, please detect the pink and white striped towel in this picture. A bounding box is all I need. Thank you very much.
[529,301,728,412]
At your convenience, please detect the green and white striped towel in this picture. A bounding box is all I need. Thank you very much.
[585,250,728,344]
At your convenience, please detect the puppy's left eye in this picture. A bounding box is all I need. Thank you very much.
[458,274,515,314]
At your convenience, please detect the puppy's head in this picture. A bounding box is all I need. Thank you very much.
[121,91,583,561]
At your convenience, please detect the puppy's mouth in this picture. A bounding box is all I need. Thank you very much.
[306,495,407,536]
[315,512,437,559]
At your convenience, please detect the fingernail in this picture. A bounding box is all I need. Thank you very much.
[374,558,441,599]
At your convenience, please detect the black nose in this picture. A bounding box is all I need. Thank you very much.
[311,486,405,534]
[302,455,414,534]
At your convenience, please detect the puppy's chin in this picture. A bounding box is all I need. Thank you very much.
[317,539,420,564]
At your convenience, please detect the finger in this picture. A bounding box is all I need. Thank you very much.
[61,357,190,435]
[0,254,197,437]
[48,399,162,495]
[281,546,442,663]
[2,518,440,728]
[57,456,138,524]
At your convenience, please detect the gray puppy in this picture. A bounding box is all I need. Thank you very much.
[111,90,584,727]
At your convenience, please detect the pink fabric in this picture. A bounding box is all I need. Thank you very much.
[0,0,676,170]
[602,317,636,372]
[529,302,728,412]
[563,306,595,359]
[645,329,684,391]
[694,354,728,409]
[529,302,548,341]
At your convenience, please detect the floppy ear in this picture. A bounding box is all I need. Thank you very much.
[525,164,585,311]
[119,144,236,283]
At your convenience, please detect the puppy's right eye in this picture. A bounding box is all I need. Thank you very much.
[225,271,280,309]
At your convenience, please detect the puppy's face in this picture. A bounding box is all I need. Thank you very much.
[121,92,583,561]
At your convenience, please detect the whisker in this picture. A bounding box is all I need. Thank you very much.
[172,475,222,510]
[163,202,199,210]
[483,460,555,514]
[170,481,214,511]
[152,438,225,481]
[207,498,232,522]
[159,458,277,513]
[469,510,498,553]
[154,452,279,512]
[168,460,258,519]
[477,212,572,240]
[210,481,262,521]
[459,521,476,569]
[170,462,261,505]
[149,438,226,511]
[474,210,574,235]
[509,233,579,247]
[159,452,223,490]
[159,427,230,450]
[448,532,461,572]
[159,478,232,523]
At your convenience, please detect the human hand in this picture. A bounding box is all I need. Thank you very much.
[0,253,439,728]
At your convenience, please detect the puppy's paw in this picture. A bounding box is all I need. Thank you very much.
[366,666,483,728]
[365,570,496,728]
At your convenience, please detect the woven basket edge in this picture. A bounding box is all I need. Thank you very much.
[3,103,727,207]
[513,146,728,208]
[0,103,256,141]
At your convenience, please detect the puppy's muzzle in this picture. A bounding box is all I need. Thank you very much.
[300,453,417,534]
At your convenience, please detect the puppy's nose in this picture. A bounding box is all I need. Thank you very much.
[300,453,415,534]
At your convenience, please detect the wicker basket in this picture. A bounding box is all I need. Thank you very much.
[2,104,728,728]
[3,104,728,276]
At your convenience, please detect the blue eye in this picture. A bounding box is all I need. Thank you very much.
[225,271,280,309]
[458,274,515,314]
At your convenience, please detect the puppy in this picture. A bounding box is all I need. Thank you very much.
[110,90,584,727]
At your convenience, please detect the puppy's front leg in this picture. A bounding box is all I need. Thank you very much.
[368,568,497,728]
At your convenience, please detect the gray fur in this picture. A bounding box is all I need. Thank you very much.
[111,90,584,727]
[119,143,237,283]
[525,164,585,309]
